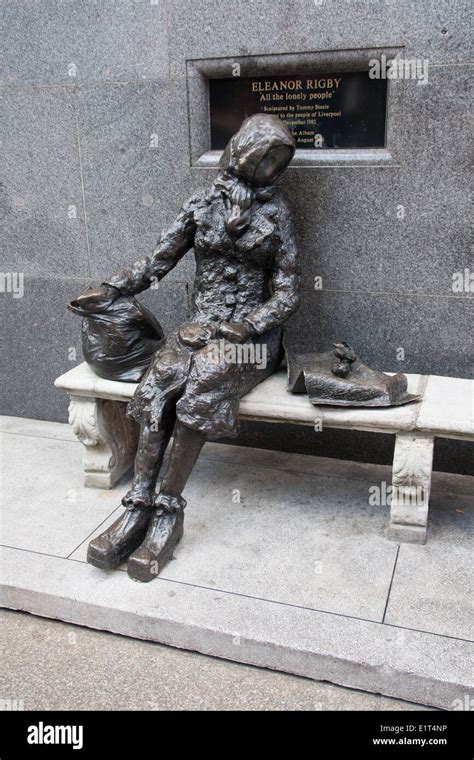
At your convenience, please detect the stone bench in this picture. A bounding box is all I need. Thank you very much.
[55,363,473,545]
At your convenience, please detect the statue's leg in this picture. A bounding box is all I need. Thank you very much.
[87,410,175,570]
[158,420,206,497]
[127,421,206,582]
[123,412,175,507]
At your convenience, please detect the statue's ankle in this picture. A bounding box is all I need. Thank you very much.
[122,488,155,510]
[154,493,187,514]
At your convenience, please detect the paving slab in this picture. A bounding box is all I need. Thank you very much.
[70,457,399,621]
[0,416,473,709]
[0,609,432,711]
[1,546,472,710]
[0,431,119,557]
[385,490,474,640]
[0,415,77,442]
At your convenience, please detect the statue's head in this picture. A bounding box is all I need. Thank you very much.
[219,113,295,188]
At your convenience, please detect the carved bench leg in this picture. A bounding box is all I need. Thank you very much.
[387,432,434,544]
[68,396,139,488]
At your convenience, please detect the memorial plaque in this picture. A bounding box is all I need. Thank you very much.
[210,71,387,150]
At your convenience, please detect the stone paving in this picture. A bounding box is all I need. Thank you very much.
[0,416,472,709]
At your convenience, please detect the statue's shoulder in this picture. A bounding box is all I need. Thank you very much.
[182,189,208,215]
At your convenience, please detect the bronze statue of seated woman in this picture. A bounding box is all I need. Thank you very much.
[85,113,300,582]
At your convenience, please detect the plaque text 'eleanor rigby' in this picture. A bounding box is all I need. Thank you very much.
[210,72,387,150]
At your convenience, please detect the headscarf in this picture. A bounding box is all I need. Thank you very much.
[214,113,295,236]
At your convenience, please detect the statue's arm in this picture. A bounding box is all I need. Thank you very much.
[103,194,199,296]
[243,203,300,335]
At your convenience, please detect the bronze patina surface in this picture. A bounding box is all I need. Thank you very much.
[286,342,421,407]
[81,113,300,582]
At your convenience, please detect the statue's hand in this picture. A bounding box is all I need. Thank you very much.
[72,284,120,313]
[178,323,214,349]
[218,321,253,344]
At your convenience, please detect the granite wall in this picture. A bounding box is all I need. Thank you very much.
[1,0,472,473]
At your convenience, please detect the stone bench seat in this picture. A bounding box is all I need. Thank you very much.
[55,363,473,545]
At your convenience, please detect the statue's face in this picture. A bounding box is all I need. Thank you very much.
[252,145,293,187]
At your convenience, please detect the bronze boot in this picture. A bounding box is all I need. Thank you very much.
[127,495,185,582]
[87,492,155,569]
